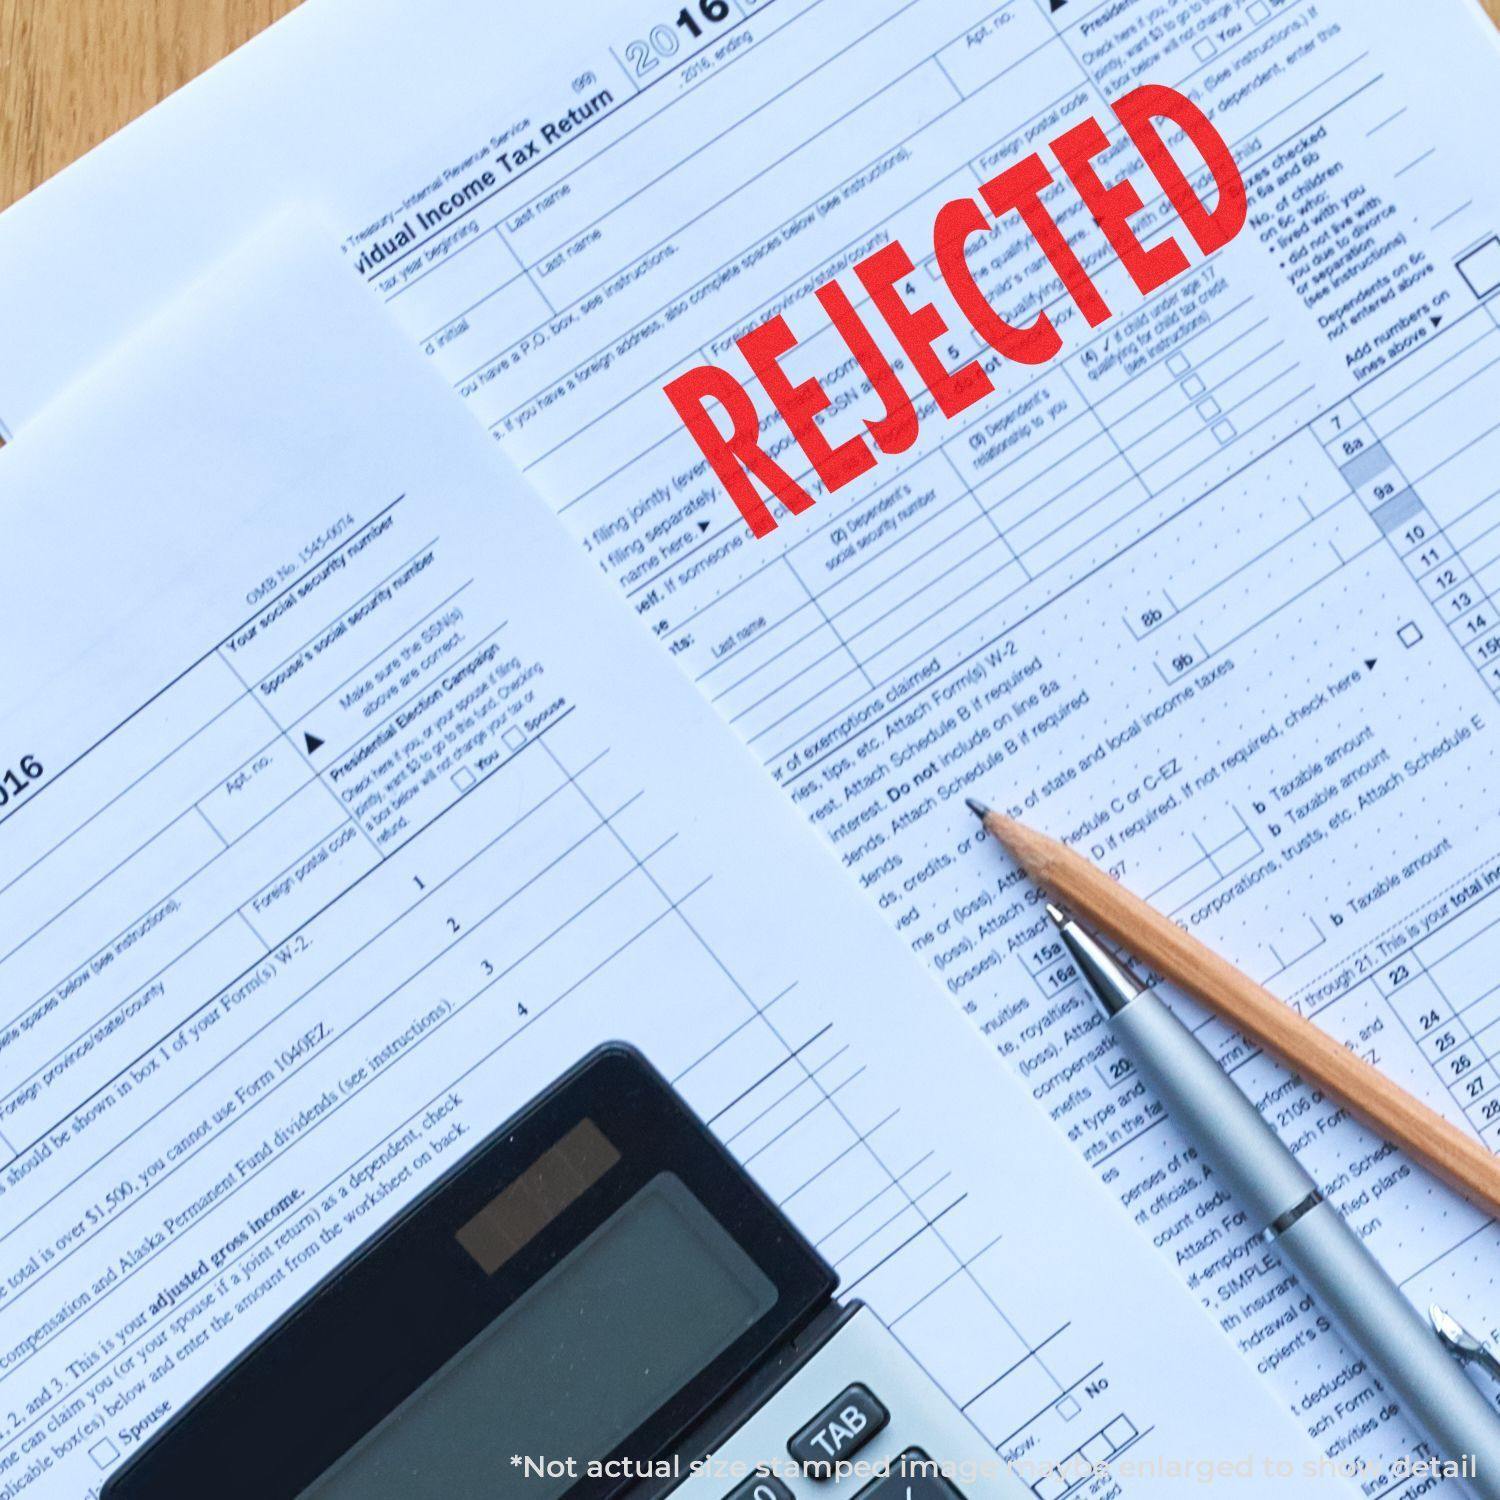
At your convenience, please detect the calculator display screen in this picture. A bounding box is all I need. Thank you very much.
[298,1173,776,1499]
[100,1047,836,1500]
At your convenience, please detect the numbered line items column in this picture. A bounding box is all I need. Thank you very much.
[1316,395,1500,685]
[1402,903,1500,1141]
[1348,320,1500,662]
[1377,952,1497,1142]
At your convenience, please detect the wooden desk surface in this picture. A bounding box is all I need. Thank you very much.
[1,0,1498,211]
[0,0,301,211]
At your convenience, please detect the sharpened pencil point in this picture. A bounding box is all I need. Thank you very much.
[965,798,991,820]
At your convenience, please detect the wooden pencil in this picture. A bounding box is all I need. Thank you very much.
[969,802,1500,1220]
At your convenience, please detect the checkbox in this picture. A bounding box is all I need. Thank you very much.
[1082,1436,1113,1464]
[1194,37,1218,60]
[1247,0,1269,21]
[1399,621,1424,647]
[503,726,527,751]
[1167,353,1190,375]
[90,1439,120,1469]
[1457,237,1500,299]
[1056,1395,1081,1420]
[1106,1417,1138,1447]
[452,767,476,791]
[1181,374,1206,396]
[1213,421,1237,443]
[1197,397,1222,419]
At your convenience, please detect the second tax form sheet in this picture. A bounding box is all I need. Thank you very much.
[0,231,1311,1497]
[5,0,1500,1481]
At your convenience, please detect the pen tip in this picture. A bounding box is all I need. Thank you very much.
[1045,902,1069,927]
[965,798,992,820]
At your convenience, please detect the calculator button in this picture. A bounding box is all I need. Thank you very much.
[855,1450,964,1499]
[726,1476,794,1500]
[787,1383,889,1474]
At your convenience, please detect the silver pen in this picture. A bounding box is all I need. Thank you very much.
[1049,902,1500,1499]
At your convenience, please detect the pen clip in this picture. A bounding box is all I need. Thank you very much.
[1432,1304,1500,1388]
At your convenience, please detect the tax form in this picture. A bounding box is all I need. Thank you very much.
[0,231,1319,1497]
[3,0,1500,1485]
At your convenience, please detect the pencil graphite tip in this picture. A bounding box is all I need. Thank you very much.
[965,797,992,821]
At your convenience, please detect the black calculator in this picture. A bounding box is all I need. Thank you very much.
[101,1045,1023,1499]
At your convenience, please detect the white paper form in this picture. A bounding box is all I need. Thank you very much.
[0,231,1325,1498]
[4,0,1500,1484]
